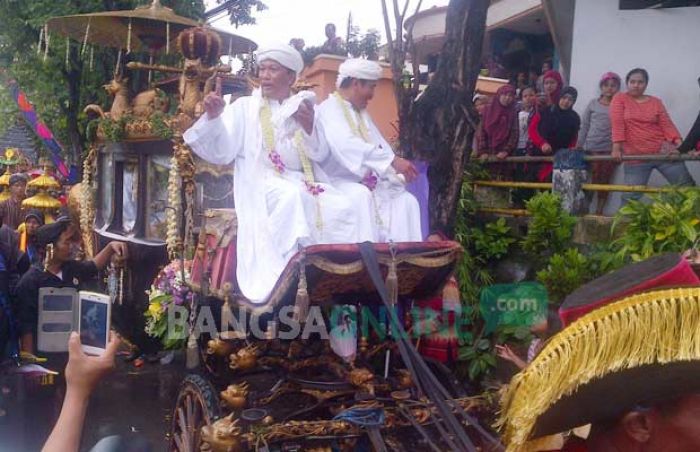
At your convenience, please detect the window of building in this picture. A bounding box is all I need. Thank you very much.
[620,0,700,9]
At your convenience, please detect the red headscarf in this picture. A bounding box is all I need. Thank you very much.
[542,69,563,105]
[482,84,517,150]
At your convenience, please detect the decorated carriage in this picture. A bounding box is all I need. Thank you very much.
[45,2,496,450]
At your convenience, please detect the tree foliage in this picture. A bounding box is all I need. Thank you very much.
[214,0,267,28]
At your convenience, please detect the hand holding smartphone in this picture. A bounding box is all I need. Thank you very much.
[78,292,111,356]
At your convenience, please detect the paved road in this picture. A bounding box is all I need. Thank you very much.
[0,353,185,452]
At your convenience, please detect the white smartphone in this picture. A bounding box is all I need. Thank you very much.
[78,291,111,356]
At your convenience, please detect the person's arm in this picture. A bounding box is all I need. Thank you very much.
[495,344,527,370]
[678,111,700,153]
[317,102,394,179]
[610,94,627,145]
[42,332,119,452]
[91,241,128,271]
[656,98,682,144]
[280,102,330,163]
[183,97,243,165]
[528,112,548,149]
[577,101,593,148]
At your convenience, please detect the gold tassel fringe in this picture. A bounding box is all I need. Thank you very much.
[498,287,700,452]
[293,251,310,322]
[385,255,398,306]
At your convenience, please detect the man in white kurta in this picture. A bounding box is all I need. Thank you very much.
[184,44,375,303]
[317,59,423,242]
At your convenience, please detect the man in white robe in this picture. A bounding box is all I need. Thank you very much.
[184,44,375,303]
[317,58,423,242]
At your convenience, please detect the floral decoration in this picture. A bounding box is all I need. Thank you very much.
[144,259,194,350]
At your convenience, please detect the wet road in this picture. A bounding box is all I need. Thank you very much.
[0,352,185,452]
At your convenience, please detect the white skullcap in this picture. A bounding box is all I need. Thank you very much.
[257,42,304,75]
[336,58,383,89]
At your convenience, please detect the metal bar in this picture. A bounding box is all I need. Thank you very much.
[473,180,682,193]
[478,207,653,220]
[474,181,551,189]
[478,207,530,216]
[477,153,700,163]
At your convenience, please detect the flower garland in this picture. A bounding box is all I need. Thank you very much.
[80,145,97,258]
[165,152,181,259]
[259,99,286,174]
[259,97,324,230]
[333,92,384,227]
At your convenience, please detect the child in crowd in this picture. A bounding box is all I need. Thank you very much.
[528,87,581,182]
[533,86,585,212]
[475,85,519,179]
[578,72,621,214]
[496,308,562,369]
[473,93,489,116]
[512,86,538,206]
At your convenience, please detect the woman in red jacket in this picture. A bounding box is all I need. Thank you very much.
[610,68,695,203]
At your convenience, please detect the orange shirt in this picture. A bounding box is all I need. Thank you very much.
[610,93,681,155]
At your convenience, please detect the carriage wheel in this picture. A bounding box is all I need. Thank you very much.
[169,374,221,452]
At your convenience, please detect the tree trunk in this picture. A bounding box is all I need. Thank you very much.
[63,44,84,166]
[413,0,489,234]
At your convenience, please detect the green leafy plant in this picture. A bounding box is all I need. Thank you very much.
[150,112,174,140]
[472,217,516,261]
[536,248,592,305]
[521,192,576,258]
[612,188,700,262]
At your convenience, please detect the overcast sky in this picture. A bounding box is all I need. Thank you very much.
[208,0,449,49]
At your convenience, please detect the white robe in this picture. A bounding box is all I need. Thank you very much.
[317,94,423,242]
[183,89,375,303]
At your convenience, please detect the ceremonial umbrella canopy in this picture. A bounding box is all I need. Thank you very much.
[45,0,256,55]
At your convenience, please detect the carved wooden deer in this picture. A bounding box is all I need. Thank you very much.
[84,76,131,120]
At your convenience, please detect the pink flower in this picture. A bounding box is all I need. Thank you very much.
[268,150,286,173]
[362,172,378,191]
[305,181,325,196]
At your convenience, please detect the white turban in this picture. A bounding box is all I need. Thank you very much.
[336,58,383,89]
[257,42,304,75]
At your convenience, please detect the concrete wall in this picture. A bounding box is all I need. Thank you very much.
[569,0,700,214]
[302,55,399,143]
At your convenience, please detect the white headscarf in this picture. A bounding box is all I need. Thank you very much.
[336,58,383,89]
[257,42,304,75]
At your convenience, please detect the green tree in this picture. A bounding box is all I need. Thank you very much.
[213,0,267,27]
[0,0,263,166]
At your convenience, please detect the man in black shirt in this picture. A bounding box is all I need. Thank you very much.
[15,218,127,355]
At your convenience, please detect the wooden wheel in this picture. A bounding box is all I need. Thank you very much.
[170,374,221,452]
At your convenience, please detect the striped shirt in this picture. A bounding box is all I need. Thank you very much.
[610,92,681,155]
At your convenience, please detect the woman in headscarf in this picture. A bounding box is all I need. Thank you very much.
[475,85,519,179]
[19,209,45,269]
[14,218,127,356]
[528,87,581,182]
[539,69,564,109]
[578,72,621,214]
[523,70,567,183]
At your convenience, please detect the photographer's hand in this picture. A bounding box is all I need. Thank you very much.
[42,332,119,452]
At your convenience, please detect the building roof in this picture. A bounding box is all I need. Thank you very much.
[0,120,39,165]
